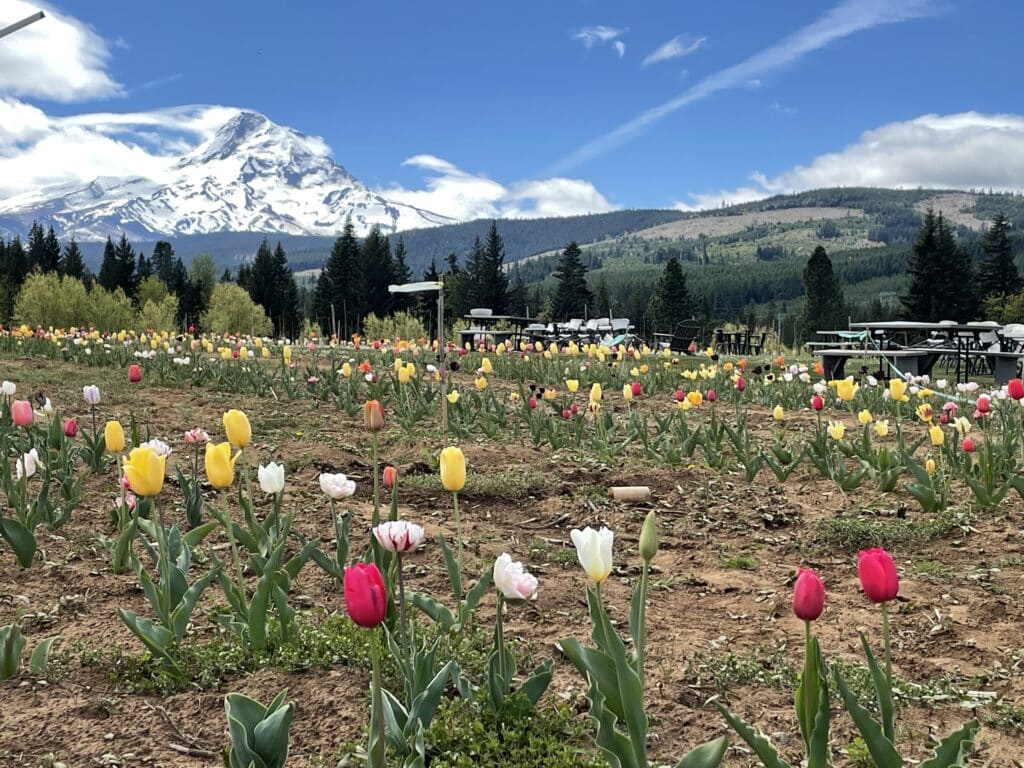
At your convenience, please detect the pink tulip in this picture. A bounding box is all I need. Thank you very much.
[792,568,825,621]
[735,377,746,392]
[631,381,642,397]
[858,548,899,603]
[706,388,717,403]
[493,553,538,601]
[962,437,975,453]
[344,563,387,627]
[811,395,824,412]
[63,418,78,438]
[10,400,32,427]
[128,364,142,383]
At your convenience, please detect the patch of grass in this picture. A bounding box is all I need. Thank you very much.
[721,553,757,570]
[910,559,954,580]
[684,647,796,695]
[813,508,970,553]
[401,470,547,499]
[529,536,578,569]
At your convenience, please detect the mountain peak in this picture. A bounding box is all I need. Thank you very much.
[186,110,282,164]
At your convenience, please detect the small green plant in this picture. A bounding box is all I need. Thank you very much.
[223,689,294,768]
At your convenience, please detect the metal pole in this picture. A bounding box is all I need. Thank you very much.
[0,11,44,40]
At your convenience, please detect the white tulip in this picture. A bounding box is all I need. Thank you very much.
[258,462,286,494]
[319,472,355,500]
[493,553,538,601]
[15,448,39,480]
[569,526,614,583]
[1,381,15,397]
[373,520,425,553]
[83,385,101,406]
[140,438,173,457]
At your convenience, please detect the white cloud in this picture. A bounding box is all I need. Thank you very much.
[0,1,121,101]
[551,0,938,172]
[642,35,706,67]
[572,25,627,48]
[379,156,615,221]
[674,112,1024,210]
[612,40,626,59]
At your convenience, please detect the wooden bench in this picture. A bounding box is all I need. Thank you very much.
[818,348,942,380]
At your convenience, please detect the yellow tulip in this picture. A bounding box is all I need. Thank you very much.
[283,345,292,365]
[687,391,703,407]
[929,425,945,447]
[481,358,493,374]
[858,409,873,426]
[205,442,239,489]
[630,367,640,377]
[122,447,166,497]
[398,366,412,384]
[622,384,633,401]
[889,378,908,402]
[874,420,890,438]
[223,409,251,448]
[827,421,846,440]
[772,405,784,422]
[261,347,270,358]
[589,383,602,404]
[566,379,579,393]
[953,416,971,436]
[916,403,933,423]
[341,362,352,378]
[475,376,488,390]
[926,458,936,476]
[439,446,466,492]
[446,390,460,404]
[543,388,557,401]
[104,420,126,453]
[836,377,857,402]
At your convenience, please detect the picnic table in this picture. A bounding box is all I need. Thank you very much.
[460,315,534,348]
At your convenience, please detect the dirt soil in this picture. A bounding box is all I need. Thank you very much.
[0,356,1023,767]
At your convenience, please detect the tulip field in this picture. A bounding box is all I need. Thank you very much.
[2,329,1024,767]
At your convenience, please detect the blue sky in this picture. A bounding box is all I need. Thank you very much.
[2,0,1023,218]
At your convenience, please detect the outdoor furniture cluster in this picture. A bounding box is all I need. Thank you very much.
[459,309,636,349]
[815,320,1024,384]
[712,328,766,356]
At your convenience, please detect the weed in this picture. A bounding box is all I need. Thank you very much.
[721,553,757,570]
[401,470,547,499]
[813,508,971,552]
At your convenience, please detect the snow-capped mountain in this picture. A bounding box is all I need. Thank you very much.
[0,110,454,240]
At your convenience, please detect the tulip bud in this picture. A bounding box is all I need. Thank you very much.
[63,418,78,438]
[631,381,642,397]
[364,400,385,432]
[222,409,252,449]
[382,465,398,489]
[811,395,824,412]
[858,548,899,603]
[735,377,746,392]
[793,568,825,621]
[962,437,975,453]
[706,388,716,403]
[10,399,33,427]
[128,364,142,383]
[773,404,784,422]
[344,562,387,627]
[439,446,466,492]
[1009,378,1024,401]
[639,510,658,562]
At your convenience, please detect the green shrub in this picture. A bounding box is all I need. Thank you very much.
[14,272,90,328]
[363,311,427,342]
[137,295,179,332]
[137,276,170,307]
[87,286,136,333]
[205,283,273,336]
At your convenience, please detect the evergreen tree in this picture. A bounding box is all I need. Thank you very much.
[98,237,119,292]
[464,236,488,309]
[800,246,846,338]
[42,227,61,273]
[648,256,694,332]
[221,268,233,283]
[418,259,442,332]
[114,234,138,298]
[358,226,395,324]
[247,238,276,307]
[443,252,470,323]
[272,242,302,338]
[312,221,361,338]
[482,221,509,313]
[26,222,46,272]
[507,268,528,317]
[237,263,253,293]
[978,213,1022,301]
[550,242,593,320]
[137,252,153,282]
[152,241,176,285]
[62,238,85,280]
[902,208,939,321]
[933,213,977,321]
[391,236,413,313]
[4,237,28,287]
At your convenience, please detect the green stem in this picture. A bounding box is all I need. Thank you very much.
[222,490,247,612]
[397,552,409,675]
[881,600,892,692]
[636,560,649,692]
[368,628,386,768]
[452,491,462,580]
[496,592,507,697]
[371,432,380,527]
[802,619,815,748]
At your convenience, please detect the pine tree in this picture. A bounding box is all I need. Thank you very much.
[114,234,138,298]
[800,246,846,338]
[62,238,85,280]
[152,241,176,285]
[43,227,61,273]
[550,242,593,320]
[649,256,694,333]
[358,226,395,324]
[272,242,302,338]
[237,263,253,293]
[507,269,528,317]
[4,237,28,287]
[312,221,361,338]
[247,238,276,309]
[978,213,1022,301]
[902,208,939,321]
[464,236,488,309]
[443,252,470,323]
[221,268,233,283]
[391,236,413,313]
[594,274,612,319]
[933,213,977,322]
[137,252,153,282]
[482,221,509,313]
[98,237,119,291]
[26,222,45,272]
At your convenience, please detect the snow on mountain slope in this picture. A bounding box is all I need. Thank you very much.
[0,110,453,240]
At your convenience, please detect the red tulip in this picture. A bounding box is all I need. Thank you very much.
[962,437,975,453]
[706,388,717,403]
[382,466,397,489]
[857,548,899,603]
[976,395,991,414]
[188,325,196,334]
[527,397,537,410]
[344,562,387,627]
[128,364,142,383]
[792,568,825,621]
[811,395,824,412]
[10,399,32,427]
[1009,379,1024,401]
[631,381,642,397]
[63,418,78,438]
[735,377,746,392]
[570,402,579,415]
[561,409,571,420]
[674,389,685,402]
